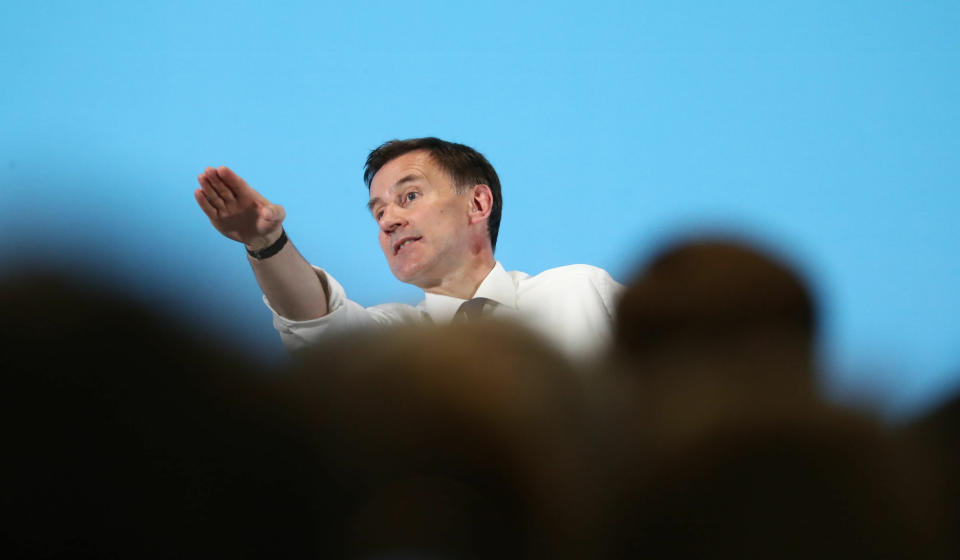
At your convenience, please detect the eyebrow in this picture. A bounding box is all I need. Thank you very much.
[366,174,421,214]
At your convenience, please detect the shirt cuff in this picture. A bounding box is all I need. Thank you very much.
[261,266,361,352]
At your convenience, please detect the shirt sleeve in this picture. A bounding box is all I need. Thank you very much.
[263,267,422,353]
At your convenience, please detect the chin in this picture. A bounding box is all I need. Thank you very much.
[390,270,414,284]
[391,264,441,290]
[388,262,420,285]
[388,252,443,288]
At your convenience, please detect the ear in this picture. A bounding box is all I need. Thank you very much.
[467,184,493,225]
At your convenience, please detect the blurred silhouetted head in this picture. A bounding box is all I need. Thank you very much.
[286,320,595,559]
[615,238,818,391]
[905,385,960,554]
[1,271,325,557]
[600,394,951,559]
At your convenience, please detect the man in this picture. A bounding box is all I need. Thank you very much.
[194,137,622,358]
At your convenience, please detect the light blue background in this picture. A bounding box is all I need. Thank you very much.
[2,1,957,419]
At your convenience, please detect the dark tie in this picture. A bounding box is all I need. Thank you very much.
[453,297,494,322]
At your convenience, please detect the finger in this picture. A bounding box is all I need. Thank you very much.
[196,182,223,213]
[198,173,226,210]
[194,188,220,219]
[204,167,236,202]
[217,166,269,205]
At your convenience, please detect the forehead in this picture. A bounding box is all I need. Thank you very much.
[368,150,449,199]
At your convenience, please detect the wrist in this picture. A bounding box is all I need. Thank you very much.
[244,228,284,252]
[246,229,288,260]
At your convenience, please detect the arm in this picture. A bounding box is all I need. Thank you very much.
[194,166,328,320]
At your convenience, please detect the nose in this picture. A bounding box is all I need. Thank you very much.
[379,204,406,233]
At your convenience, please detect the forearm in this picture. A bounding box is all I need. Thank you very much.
[247,232,328,321]
[193,165,328,320]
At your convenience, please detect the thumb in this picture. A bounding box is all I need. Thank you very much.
[261,204,286,223]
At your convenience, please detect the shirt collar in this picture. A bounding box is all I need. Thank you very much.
[422,261,518,322]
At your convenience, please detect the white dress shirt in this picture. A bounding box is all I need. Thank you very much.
[265,261,624,359]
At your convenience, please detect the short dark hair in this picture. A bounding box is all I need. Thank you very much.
[364,137,503,251]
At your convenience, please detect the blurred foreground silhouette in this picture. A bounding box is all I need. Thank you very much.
[2,238,956,558]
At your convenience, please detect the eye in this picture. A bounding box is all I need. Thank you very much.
[403,191,418,204]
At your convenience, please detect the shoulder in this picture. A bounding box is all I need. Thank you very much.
[522,264,622,288]
[508,265,625,356]
[512,264,625,308]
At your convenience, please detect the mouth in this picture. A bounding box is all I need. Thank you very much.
[393,236,422,255]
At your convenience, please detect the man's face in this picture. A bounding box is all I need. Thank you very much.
[368,150,473,290]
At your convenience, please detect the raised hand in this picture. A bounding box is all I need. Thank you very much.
[194,166,286,250]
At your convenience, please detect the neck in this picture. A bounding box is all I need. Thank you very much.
[422,251,496,300]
